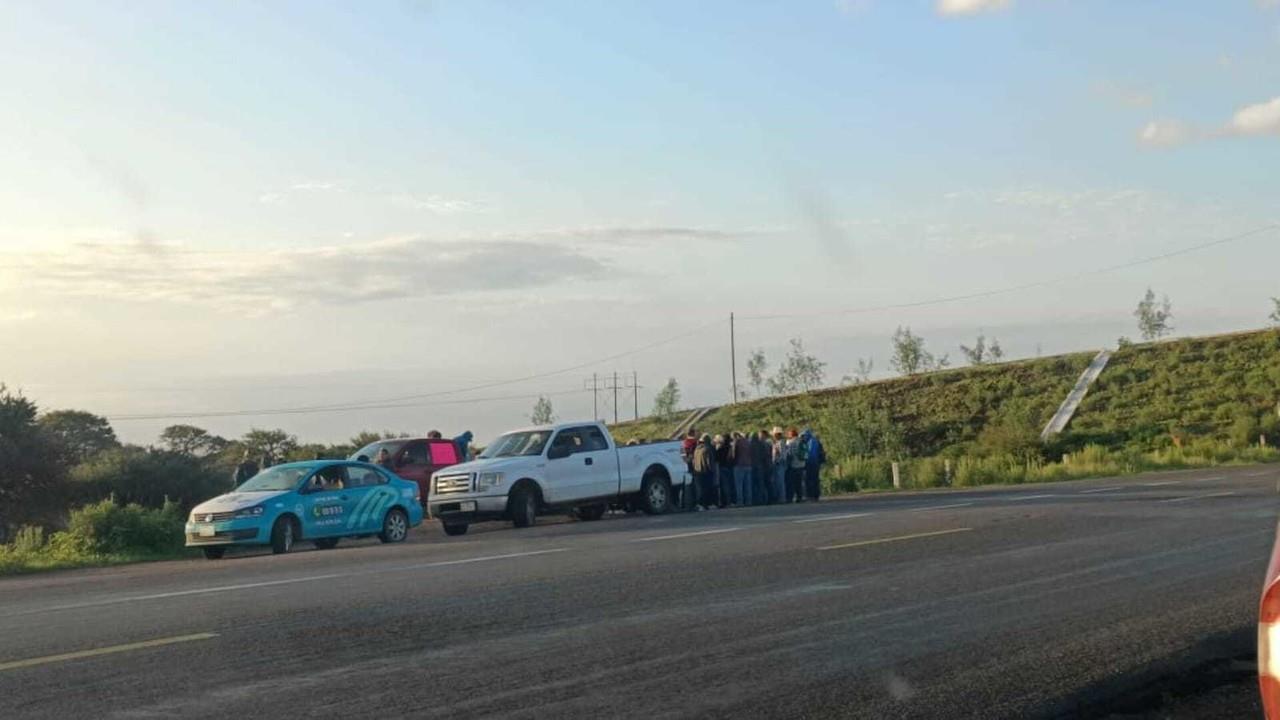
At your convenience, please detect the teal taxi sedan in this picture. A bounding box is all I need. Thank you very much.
[185,460,424,559]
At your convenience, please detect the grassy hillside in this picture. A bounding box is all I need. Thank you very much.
[612,328,1280,491]
[614,352,1094,458]
[1066,329,1280,450]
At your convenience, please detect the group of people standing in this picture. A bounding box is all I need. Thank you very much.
[680,426,826,511]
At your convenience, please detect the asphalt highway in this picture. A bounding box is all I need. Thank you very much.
[1,464,1278,719]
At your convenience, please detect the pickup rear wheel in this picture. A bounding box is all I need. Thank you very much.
[510,485,538,528]
[442,522,468,537]
[640,472,672,515]
[574,504,607,522]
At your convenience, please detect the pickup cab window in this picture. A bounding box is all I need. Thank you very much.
[429,441,460,465]
[583,427,609,452]
[401,442,430,466]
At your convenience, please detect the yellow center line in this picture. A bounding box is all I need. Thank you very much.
[0,632,218,672]
[817,527,973,552]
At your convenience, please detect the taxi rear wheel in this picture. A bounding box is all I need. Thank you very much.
[379,508,409,544]
[442,522,468,536]
[271,517,297,555]
[202,547,226,560]
[313,538,340,550]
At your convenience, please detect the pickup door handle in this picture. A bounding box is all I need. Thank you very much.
[584,457,593,466]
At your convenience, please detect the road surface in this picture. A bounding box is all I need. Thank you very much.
[1,465,1277,719]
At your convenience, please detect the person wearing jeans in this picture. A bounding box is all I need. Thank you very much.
[732,432,753,507]
[771,428,788,504]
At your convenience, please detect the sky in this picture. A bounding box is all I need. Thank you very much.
[1,0,1278,446]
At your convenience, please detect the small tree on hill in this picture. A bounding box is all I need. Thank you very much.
[746,350,768,397]
[767,338,826,394]
[890,327,949,376]
[652,378,681,419]
[530,396,556,425]
[841,358,874,385]
[1270,297,1280,325]
[960,333,1004,366]
[1134,288,1173,341]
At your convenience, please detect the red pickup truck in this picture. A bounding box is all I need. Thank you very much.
[350,437,461,506]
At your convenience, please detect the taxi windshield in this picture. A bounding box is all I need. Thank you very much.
[480,431,549,458]
[236,466,311,492]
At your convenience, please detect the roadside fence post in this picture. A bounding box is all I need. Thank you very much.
[892,462,901,490]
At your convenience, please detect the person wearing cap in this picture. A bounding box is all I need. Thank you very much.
[691,433,716,511]
[786,427,806,503]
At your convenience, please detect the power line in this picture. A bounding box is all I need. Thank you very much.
[103,319,721,421]
[739,223,1279,321]
[106,388,593,422]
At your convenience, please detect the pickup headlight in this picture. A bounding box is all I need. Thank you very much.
[476,472,504,491]
[234,505,265,519]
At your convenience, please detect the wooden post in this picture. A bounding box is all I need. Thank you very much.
[944,459,952,486]
[892,462,901,490]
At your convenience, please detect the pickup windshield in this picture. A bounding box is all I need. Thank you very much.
[236,466,312,492]
[480,431,550,458]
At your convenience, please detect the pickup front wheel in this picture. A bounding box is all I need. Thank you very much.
[510,485,538,528]
[442,522,468,537]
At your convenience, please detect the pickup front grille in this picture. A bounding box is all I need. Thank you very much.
[434,473,472,495]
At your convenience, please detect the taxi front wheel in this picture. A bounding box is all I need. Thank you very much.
[202,547,226,560]
[271,517,297,554]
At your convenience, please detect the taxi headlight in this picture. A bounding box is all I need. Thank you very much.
[234,505,265,519]
[476,472,504,490]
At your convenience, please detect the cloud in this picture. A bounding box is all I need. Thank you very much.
[1225,96,1280,136]
[1137,119,1194,147]
[1136,96,1280,147]
[1093,81,1154,109]
[834,0,872,15]
[937,0,1012,16]
[387,193,482,214]
[1258,0,1279,10]
[0,225,745,314]
[0,235,609,314]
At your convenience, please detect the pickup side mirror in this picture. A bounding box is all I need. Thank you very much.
[547,445,571,460]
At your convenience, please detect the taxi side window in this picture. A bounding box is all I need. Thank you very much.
[346,465,386,488]
[308,467,348,492]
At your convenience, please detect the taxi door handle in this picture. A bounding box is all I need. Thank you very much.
[339,495,349,501]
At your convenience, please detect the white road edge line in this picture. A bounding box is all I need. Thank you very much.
[1160,492,1237,504]
[1079,487,1123,494]
[1002,494,1056,501]
[1143,481,1181,487]
[1248,470,1274,478]
[792,513,873,524]
[1192,476,1226,482]
[911,502,975,512]
[4,548,572,617]
[633,527,742,542]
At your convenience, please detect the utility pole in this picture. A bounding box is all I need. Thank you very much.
[632,371,640,421]
[603,371,621,424]
[730,312,738,404]
[583,373,600,420]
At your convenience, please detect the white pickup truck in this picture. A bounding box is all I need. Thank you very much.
[426,421,688,536]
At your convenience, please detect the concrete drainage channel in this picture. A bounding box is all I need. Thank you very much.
[1039,627,1259,719]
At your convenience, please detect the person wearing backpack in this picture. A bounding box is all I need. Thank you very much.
[786,428,806,503]
[804,429,826,502]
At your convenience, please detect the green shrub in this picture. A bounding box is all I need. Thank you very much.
[57,498,185,556]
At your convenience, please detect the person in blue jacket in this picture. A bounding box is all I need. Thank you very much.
[803,429,826,502]
[453,431,474,462]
